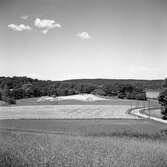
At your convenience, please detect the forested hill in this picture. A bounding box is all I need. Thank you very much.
[62,79,163,91]
[0,76,163,103]
[0,76,163,91]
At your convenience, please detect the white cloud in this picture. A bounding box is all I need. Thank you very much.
[77,32,91,39]
[41,29,49,34]
[34,18,61,34]
[8,24,32,31]
[20,16,29,20]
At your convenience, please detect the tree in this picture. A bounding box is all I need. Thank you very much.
[1,85,16,104]
[158,89,167,119]
[12,88,25,99]
[92,88,106,96]
[162,78,167,88]
[158,78,167,119]
[22,83,34,97]
[135,92,147,100]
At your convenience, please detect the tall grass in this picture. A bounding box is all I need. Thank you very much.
[0,131,167,167]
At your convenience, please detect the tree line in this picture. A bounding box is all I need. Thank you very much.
[158,78,167,119]
[0,76,161,104]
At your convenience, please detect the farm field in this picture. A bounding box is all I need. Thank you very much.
[0,96,165,167]
[0,119,167,138]
[0,105,136,119]
[15,96,159,106]
[0,120,167,167]
[143,108,162,118]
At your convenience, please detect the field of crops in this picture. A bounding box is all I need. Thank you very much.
[143,108,162,118]
[0,107,167,167]
[0,128,167,167]
[0,97,165,167]
[0,105,137,119]
[0,119,166,137]
[15,96,159,106]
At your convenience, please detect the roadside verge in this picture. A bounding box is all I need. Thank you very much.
[129,107,167,124]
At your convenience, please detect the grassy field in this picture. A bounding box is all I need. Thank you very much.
[15,96,159,106]
[0,119,167,167]
[0,97,165,167]
[0,105,136,119]
[0,119,167,138]
[142,108,162,118]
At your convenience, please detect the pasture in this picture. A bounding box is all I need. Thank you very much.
[15,95,159,106]
[142,108,162,118]
[0,105,135,119]
[0,119,167,167]
[0,96,166,167]
[0,119,167,138]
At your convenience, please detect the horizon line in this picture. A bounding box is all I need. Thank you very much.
[0,75,164,82]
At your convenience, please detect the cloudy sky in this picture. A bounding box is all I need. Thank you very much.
[0,0,167,80]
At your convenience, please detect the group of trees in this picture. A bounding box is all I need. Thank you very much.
[0,76,152,104]
[117,85,146,100]
[158,78,167,119]
[2,76,167,119]
[0,85,16,104]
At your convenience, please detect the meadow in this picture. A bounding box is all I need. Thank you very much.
[0,105,136,119]
[0,97,166,167]
[15,95,159,106]
[0,119,167,167]
[142,108,162,118]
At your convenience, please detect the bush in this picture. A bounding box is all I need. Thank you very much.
[118,92,126,99]
[92,88,106,96]
[135,92,147,100]
[126,92,136,99]
[2,96,16,104]
[158,88,167,119]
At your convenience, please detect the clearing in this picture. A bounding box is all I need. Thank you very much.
[0,95,166,167]
[0,105,135,119]
[0,119,167,167]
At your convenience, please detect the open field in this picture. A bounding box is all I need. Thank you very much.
[0,119,167,138]
[0,125,167,167]
[0,106,167,167]
[0,105,136,119]
[38,94,108,102]
[0,97,165,167]
[142,108,162,118]
[15,96,160,106]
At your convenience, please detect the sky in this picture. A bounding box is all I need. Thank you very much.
[0,0,167,80]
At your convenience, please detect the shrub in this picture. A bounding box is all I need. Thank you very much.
[160,107,167,119]
[92,88,106,96]
[126,92,136,99]
[135,92,147,100]
[118,92,126,99]
[158,89,167,119]
[2,96,16,104]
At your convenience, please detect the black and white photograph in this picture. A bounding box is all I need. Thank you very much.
[0,0,167,166]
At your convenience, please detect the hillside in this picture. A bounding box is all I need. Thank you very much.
[0,76,163,90]
[62,78,163,91]
[0,76,163,103]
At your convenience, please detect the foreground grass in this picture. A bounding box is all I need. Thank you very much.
[0,119,167,139]
[0,131,167,167]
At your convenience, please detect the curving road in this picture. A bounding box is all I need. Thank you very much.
[130,107,167,124]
